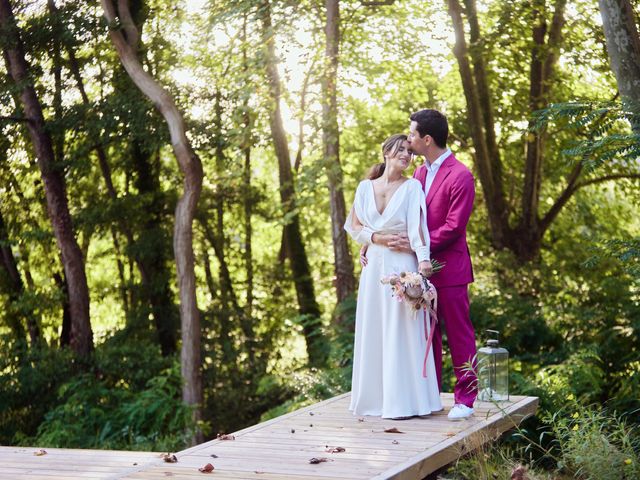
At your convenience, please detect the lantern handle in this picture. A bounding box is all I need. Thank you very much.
[485,329,500,341]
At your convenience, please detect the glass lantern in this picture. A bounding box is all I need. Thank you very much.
[477,329,509,402]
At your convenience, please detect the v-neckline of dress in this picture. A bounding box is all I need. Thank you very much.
[369,178,410,216]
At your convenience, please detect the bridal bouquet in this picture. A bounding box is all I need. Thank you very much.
[380,270,438,311]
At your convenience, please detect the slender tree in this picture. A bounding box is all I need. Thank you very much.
[102,0,204,443]
[258,0,328,367]
[322,0,355,307]
[0,207,27,343]
[0,0,93,356]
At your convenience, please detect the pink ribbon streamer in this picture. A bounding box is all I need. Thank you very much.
[422,290,438,378]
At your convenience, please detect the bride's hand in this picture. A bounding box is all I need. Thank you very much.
[419,260,433,277]
[359,245,368,267]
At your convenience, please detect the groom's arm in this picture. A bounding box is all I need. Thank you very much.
[429,171,475,252]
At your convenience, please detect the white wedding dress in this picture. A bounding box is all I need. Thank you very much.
[345,178,442,418]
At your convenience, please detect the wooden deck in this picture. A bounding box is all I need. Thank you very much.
[0,392,538,480]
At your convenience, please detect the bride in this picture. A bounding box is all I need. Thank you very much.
[345,133,442,419]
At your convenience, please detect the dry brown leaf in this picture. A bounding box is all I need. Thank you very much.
[445,431,456,437]
[511,464,528,480]
[384,427,405,433]
[325,446,345,453]
[216,433,235,440]
[162,453,178,463]
[198,463,215,473]
[33,449,47,456]
[309,457,330,464]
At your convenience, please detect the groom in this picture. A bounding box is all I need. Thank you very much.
[367,109,478,420]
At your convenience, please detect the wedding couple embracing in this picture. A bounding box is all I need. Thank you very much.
[344,109,477,421]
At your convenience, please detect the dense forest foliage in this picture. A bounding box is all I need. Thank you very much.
[1,0,639,477]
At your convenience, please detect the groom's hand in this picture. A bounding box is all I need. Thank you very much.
[388,233,412,254]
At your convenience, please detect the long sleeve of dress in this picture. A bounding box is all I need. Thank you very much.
[344,182,374,245]
[407,181,430,263]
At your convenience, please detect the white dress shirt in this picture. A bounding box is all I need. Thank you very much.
[423,148,451,196]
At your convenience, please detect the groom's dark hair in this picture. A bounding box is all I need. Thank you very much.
[410,109,448,148]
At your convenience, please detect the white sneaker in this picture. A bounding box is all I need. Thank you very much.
[447,404,474,420]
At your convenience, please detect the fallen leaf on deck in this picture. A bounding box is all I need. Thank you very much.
[309,457,330,464]
[309,412,314,416]
[133,462,138,466]
[384,427,405,433]
[392,440,399,444]
[254,471,265,474]
[210,454,218,458]
[163,453,178,463]
[325,446,345,453]
[33,449,47,456]
[291,428,295,433]
[445,432,456,437]
[163,472,174,477]
[198,463,215,473]
[357,418,365,422]
[217,433,235,440]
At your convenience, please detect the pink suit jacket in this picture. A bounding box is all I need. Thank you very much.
[413,153,475,288]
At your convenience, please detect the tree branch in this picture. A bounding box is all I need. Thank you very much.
[361,1,395,5]
[541,168,640,232]
[540,161,582,232]
[0,115,29,122]
[575,173,640,189]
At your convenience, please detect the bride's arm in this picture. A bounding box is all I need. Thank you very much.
[344,184,374,245]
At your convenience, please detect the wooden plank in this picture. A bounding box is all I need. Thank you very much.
[371,396,540,479]
[125,467,341,479]
[0,446,163,480]
[178,393,351,457]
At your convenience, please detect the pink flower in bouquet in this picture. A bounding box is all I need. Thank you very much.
[381,271,437,312]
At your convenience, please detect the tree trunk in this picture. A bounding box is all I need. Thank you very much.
[105,0,179,355]
[323,0,356,306]
[0,140,40,345]
[1,0,93,356]
[0,208,27,343]
[598,0,640,129]
[519,0,567,253]
[462,0,505,202]
[130,142,179,355]
[447,0,507,248]
[259,0,328,367]
[241,14,255,364]
[199,216,238,365]
[102,0,204,443]
[47,0,134,330]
